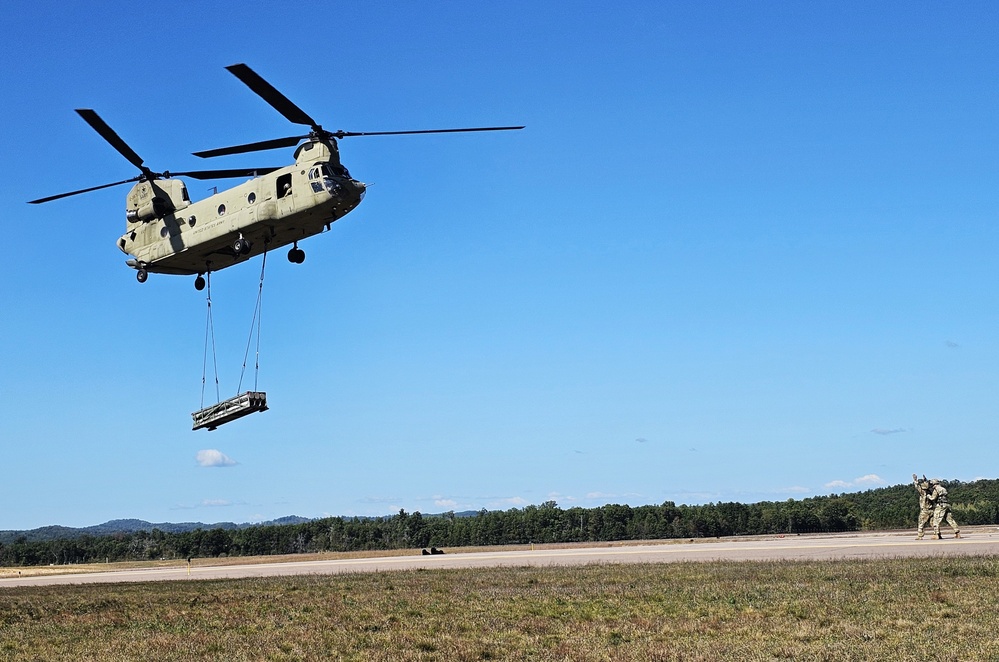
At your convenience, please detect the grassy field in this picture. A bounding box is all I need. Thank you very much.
[2,556,999,661]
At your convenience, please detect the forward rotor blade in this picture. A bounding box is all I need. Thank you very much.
[226,63,317,128]
[28,177,140,204]
[75,109,147,173]
[174,167,281,179]
[333,126,526,138]
[192,135,307,159]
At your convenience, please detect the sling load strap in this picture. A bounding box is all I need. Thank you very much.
[237,246,267,394]
[201,272,221,408]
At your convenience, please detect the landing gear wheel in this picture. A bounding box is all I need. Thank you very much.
[288,247,305,264]
[195,275,206,291]
[136,269,148,283]
[233,237,251,255]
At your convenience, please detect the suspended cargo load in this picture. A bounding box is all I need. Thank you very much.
[192,391,268,431]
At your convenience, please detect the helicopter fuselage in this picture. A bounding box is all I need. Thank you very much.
[119,140,364,276]
[29,63,521,287]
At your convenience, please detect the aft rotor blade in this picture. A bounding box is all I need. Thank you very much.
[226,63,317,128]
[75,109,147,173]
[28,177,140,204]
[174,167,281,179]
[192,135,306,158]
[333,126,526,138]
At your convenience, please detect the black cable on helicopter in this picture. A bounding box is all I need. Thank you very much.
[237,248,267,395]
[201,272,221,409]
[193,249,269,432]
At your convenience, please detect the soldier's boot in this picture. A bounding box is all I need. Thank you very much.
[915,534,923,540]
[954,531,961,539]
[936,532,942,539]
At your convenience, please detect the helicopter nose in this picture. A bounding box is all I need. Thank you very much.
[352,180,366,199]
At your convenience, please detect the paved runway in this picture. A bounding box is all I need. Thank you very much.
[2,529,997,588]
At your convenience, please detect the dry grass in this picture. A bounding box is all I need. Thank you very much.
[3,556,999,660]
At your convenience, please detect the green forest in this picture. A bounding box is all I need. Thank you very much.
[2,479,997,567]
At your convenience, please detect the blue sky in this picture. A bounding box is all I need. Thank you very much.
[2,1,998,530]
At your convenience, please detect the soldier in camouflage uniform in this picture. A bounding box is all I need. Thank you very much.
[928,479,960,539]
[912,473,933,540]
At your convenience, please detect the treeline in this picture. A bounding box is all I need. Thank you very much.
[3,479,997,567]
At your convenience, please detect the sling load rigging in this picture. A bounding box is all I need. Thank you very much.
[192,251,269,431]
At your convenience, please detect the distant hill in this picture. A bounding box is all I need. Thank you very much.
[0,513,486,545]
[0,516,313,544]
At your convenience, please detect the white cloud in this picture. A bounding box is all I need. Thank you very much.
[825,474,886,490]
[666,490,722,504]
[196,449,237,467]
[434,498,458,509]
[489,496,528,508]
[550,493,581,504]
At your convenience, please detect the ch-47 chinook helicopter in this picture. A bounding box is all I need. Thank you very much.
[29,63,524,291]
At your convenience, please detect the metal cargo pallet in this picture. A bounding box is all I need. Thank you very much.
[192,391,268,431]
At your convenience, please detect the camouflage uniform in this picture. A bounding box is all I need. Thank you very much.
[912,474,932,540]
[928,480,960,539]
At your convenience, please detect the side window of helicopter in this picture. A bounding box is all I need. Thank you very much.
[247,192,256,204]
[218,204,226,216]
[309,167,323,193]
[277,173,292,199]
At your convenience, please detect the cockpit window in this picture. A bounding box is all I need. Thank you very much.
[325,164,350,179]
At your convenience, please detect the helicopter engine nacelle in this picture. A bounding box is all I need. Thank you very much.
[128,198,168,223]
[125,179,190,224]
